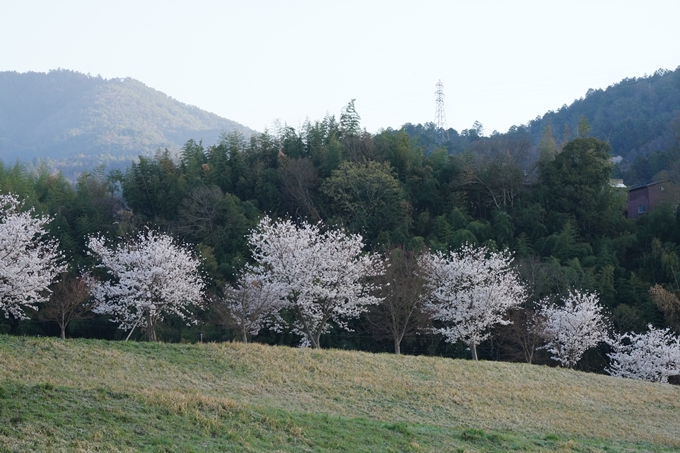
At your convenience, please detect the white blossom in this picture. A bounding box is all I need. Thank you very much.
[87,229,205,341]
[212,268,286,343]
[419,244,526,360]
[248,216,383,348]
[607,325,680,383]
[535,290,609,368]
[0,193,65,319]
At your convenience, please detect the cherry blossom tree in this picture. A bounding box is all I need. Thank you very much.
[248,216,383,348]
[0,193,65,319]
[607,325,680,383]
[211,269,286,343]
[87,229,206,341]
[535,290,609,368]
[419,244,527,360]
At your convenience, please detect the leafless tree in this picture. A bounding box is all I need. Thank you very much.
[493,308,544,364]
[174,187,250,276]
[277,156,321,221]
[463,134,532,209]
[38,273,95,339]
[343,131,379,163]
[177,186,236,244]
[493,257,573,364]
[366,248,429,354]
[649,284,680,330]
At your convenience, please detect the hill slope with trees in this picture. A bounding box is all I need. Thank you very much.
[404,67,680,187]
[3,124,680,371]
[2,71,680,378]
[525,68,680,159]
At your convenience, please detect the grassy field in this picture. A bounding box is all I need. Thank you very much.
[1,336,679,452]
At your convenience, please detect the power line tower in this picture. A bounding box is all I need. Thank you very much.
[434,79,450,143]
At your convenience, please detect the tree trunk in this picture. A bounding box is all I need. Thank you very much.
[525,348,534,364]
[471,342,478,361]
[146,310,156,342]
[293,303,321,348]
[394,336,401,355]
[310,331,322,349]
[242,329,248,343]
[60,313,66,339]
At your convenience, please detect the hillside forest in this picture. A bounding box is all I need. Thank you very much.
[3,74,680,376]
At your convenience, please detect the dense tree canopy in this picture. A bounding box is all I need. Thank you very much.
[537,137,623,238]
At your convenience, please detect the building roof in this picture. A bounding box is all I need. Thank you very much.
[628,179,677,192]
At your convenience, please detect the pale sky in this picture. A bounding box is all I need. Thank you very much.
[2,0,679,135]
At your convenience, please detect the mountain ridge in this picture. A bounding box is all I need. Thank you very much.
[400,66,680,187]
[523,67,680,157]
[0,69,256,164]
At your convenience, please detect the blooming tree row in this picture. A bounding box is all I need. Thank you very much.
[2,190,680,383]
[0,190,209,341]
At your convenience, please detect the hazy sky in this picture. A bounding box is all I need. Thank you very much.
[2,0,680,134]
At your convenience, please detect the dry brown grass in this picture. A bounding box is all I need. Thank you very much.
[2,336,679,447]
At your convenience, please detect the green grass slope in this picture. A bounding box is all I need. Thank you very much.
[1,336,679,452]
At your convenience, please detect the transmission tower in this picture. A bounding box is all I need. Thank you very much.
[434,79,450,143]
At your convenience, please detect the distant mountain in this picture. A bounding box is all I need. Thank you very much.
[524,67,680,160]
[0,69,256,169]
